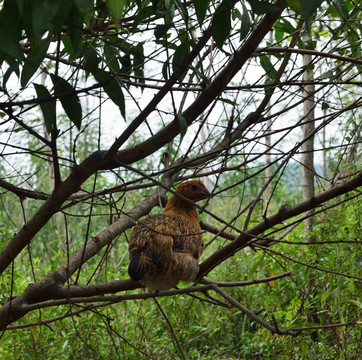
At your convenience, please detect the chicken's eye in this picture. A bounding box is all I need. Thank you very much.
[191,185,198,190]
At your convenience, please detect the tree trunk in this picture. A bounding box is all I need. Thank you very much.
[302,35,315,241]
[302,34,318,342]
[264,30,274,213]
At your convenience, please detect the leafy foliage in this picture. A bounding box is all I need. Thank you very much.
[0,0,361,358]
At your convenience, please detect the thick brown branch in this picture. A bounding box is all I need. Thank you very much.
[0,3,288,330]
[0,2,285,278]
[0,151,103,276]
[104,27,213,158]
[0,3,284,277]
[197,171,362,278]
[0,175,174,329]
[200,221,237,240]
[103,3,285,166]
[0,179,49,200]
[21,272,292,305]
[3,272,292,317]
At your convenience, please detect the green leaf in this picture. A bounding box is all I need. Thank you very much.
[151,0,162,11]
[260,55,277,79]
[164,0,175,24]
[286,0,302,14]
[3,61,20,89]
[68,4,83,56]
[93,70,126,119]
[47,0,73,37]
[133,43,145,85]
[194,0,209,25]
[285,311,293,321]
[21,39,50,88]
[239,2,251,41]
[50,74,82,130]
[172,42,190,82]
[176,113,188,138]
[252,1,281,15]
[317,70,334,80]
[305,40,317,50]
[154,24,173,39]
[302,63,314,72]
[173,0,188,21]
[274,28,283,43]
[104,45,121,73]
[191,67,210,86]
[74,0,93,21]
[0,1,24,61]
[84,47,99,74]
[61,35,76,60]
[211,0,232,48]
[279,18,295,34]
[335,0,345,15]
[107,0,126,21]
[273,18,295,43]
[232,8,242,21]
[348,299,362,309]
[219,98,238,106]
[0,29,24,61]
[162,60,170,81]
[34,83,56,132]
[321,102,329,110]
[133,6,155,29]
[300,0,325,22]
[120,53,132,73]
[32,0,62,38]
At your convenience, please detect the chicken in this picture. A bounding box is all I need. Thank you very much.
[128,180,210,290]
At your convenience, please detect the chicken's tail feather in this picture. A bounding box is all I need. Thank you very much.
[128,251,152,281]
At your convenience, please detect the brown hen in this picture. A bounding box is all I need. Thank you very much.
[128,180,210,290]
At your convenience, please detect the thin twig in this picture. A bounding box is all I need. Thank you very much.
[289,321,361,332]
[211,285,298,336]
[154,298,187,360]
[257,244,362,280]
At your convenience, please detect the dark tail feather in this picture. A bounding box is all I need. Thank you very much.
[128,252,151,281]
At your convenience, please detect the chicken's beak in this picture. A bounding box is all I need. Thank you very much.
[197,189,211,201]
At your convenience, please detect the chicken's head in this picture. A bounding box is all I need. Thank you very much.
[175,180,210,201]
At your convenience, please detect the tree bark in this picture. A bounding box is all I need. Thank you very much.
[302,34,316,241]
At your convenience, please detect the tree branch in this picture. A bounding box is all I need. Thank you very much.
[0,178,49,200]
[197,171,362,279]
[257,46,362,65]
[102,3,285,167]
[0,3,285,277]
[0,173,176,329]
[212,285,298,336]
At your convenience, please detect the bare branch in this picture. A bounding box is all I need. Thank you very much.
[212,285,298,336]
[257,46,362,65]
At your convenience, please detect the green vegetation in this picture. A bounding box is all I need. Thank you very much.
[1,165,360,359]
[0,0,361,358]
